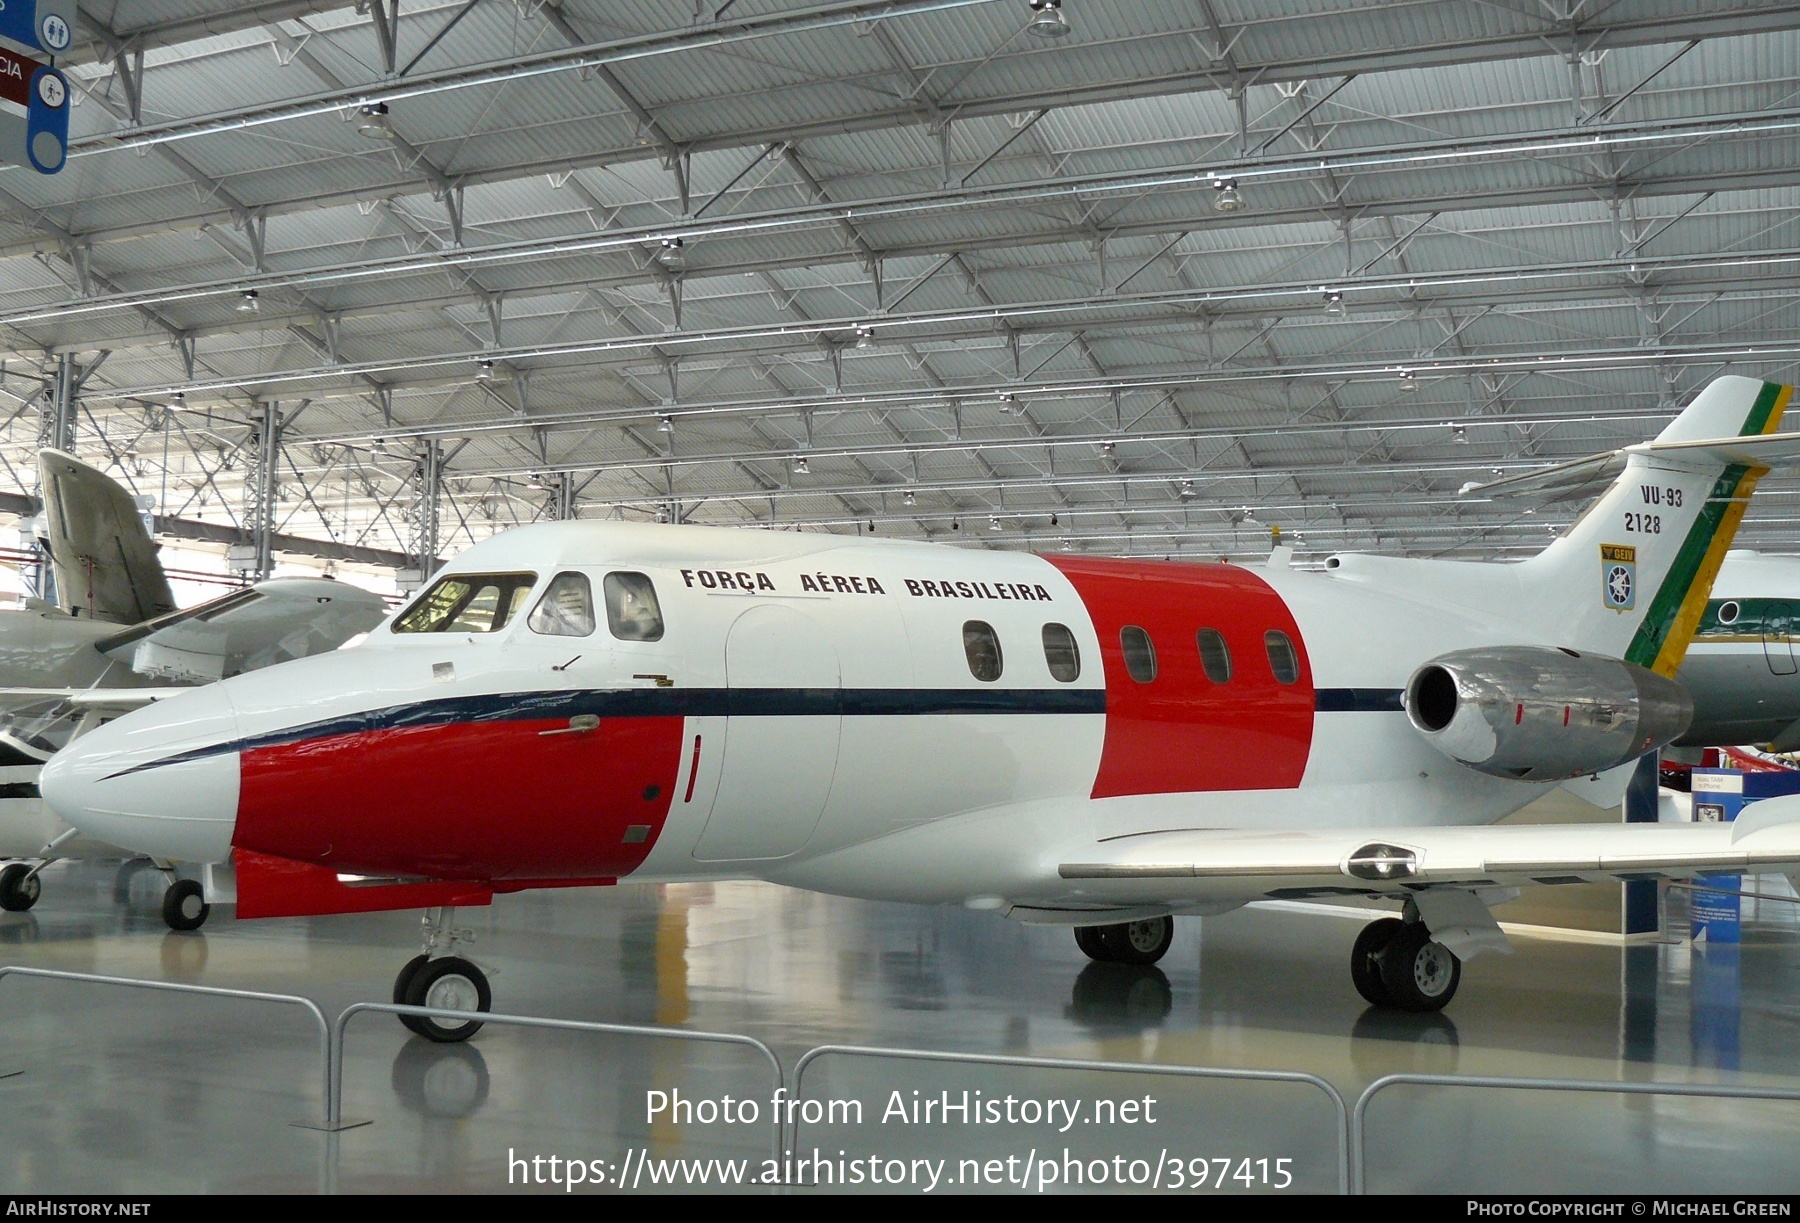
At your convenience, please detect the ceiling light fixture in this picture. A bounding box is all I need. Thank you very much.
[989,515,1002,531]
[903,489,916,506]
[356,102,396,140]
[657,414,674,432]
[1211,177,1243,213]
[1322,289,1345,316]
[1451,423,1469,443]
[1399,368,1418,392]
[655,237,686,271]
[475,359,494,380]
[236,289,260,313]
[854,325,874,349]
[1027,0,1070,39]
[1178,479,1198,500]
[793,455,810,474]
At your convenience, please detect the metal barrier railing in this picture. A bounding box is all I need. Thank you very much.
[332,1001,787,1158]
[792,1043,1352,1194]
[0,965,334,1127]
[1351,1072,1800,1195]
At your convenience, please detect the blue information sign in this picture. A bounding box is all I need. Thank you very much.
[0,1,78,57]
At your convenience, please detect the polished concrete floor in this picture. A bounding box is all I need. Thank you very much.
[0,860,1796,1193]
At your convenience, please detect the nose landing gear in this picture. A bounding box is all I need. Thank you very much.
[1351,914,1461,1011]
[394,906,492,1043]
[1073,915,1175,965]
[0,863,40,912]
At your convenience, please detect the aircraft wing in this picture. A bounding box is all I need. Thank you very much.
[95,577,389,683]
[1057,802,1800,901]
[38,449,177,625]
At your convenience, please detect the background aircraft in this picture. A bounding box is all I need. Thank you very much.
[39,376,1800,1039]
[1679,551,1800,750]
[0,450,386,927]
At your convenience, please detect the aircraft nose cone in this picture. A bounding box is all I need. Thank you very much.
[40,684,241,863]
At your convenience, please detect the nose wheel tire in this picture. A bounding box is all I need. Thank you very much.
[0,864,40,913]
[393,954,430,1004]
[161,879,210,931]
[1350,917,1407,1007]
[399,956,492,1043]
[1375,922,1461,1012]
[1074,916,1175,965]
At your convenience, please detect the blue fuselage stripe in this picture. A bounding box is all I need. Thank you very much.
[106,684,1403,779]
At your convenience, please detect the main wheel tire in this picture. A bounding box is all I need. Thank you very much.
[1351,917,1406,1007]
[393,953,430,1004]
[1073,925,1109,961]
[0,864,40,913]
[161,879,209,931]
[1098,916,1174,966]
[1377,923,1461,1012]
[400,956,492,1043]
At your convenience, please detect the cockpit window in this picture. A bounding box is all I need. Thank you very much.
[392,573,537,634]
[528,572,596,637]
[604,572,665,641]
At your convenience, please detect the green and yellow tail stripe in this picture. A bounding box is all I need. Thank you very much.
[1627,380,1793,677]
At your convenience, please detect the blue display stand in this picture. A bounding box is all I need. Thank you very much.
[1688,767,1800,942]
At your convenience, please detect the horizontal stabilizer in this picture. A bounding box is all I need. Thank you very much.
[1464,431,1800,502]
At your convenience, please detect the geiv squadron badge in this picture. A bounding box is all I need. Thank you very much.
[1601,543,1637,611]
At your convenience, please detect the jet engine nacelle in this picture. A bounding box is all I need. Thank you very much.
[1404,647,1692,782]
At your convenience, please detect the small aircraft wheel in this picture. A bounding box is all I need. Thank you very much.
[400,956,491,1044]
[1098,916,1174,966]
[393,954,430,1004]
[1377,922,1461,1013]
[0,864,40,913]
[161,879,209,931]
[1073,925,1109,961]
[1350,917,1406,1007]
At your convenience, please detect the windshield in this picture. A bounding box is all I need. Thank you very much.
[392,573,537,634]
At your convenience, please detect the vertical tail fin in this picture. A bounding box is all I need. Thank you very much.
[1516,376,1792,674]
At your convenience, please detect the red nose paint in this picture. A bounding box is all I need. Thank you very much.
[234,716,685,880]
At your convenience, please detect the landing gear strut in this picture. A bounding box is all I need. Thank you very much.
[1351,915,1461,1011]
[1073,915,1175,965]
[395,906,492,1043]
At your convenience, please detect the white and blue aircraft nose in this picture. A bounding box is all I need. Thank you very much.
[40,684,242,864]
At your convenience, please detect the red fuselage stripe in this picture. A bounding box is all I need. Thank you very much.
[1046,555,1315,797]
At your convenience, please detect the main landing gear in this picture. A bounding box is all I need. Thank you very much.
[1351,915,1461,1012]
[1073,915,1175,966]
[394,906,492,1044]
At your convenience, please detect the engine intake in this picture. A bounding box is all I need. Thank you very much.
[1404,647,1691,782]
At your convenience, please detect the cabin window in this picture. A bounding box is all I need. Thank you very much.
[1197,628,1232,683]
[392,573,537,634]
[963,621,1003,682]
[1264,630,1300,684]
[1042,623,1080,682]
[1121,626,1157,683]
[528,572,596,637]
[604,572,665,641]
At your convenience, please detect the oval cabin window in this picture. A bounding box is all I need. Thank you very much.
[1197,628,1232,683]
[963,621,1003,682]
[1264,629,1299,684]
[1041,623,1080,682]
[1120,626,1157,683]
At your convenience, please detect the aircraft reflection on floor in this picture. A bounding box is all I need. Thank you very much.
[0,863,1798,1192]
